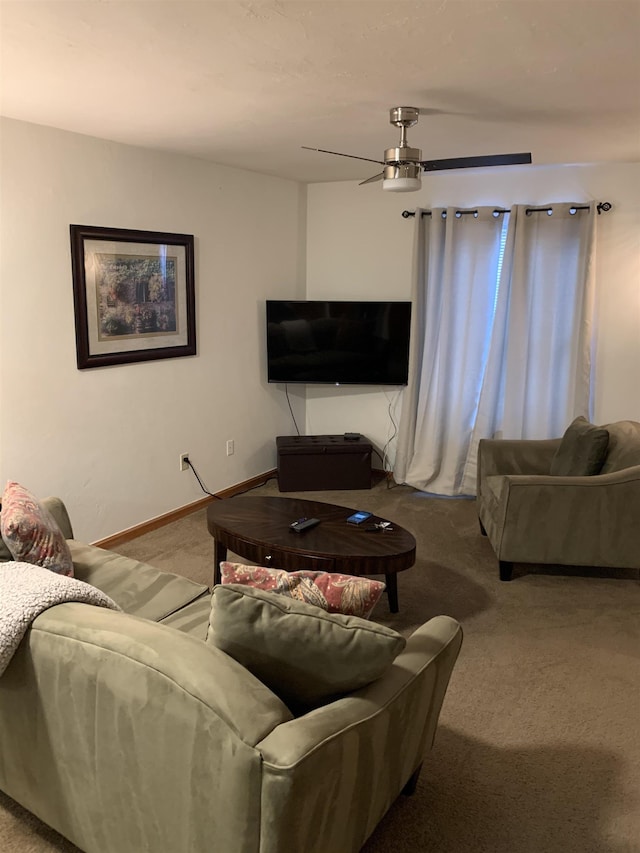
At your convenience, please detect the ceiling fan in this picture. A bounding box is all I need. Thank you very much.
[303,106,532,192]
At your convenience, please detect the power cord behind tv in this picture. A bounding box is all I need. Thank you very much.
[285,384,301,435]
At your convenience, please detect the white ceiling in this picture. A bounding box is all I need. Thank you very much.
[1,0,639,184]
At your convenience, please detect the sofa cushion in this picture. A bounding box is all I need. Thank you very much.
[0,481,74,576]
[600,420,640,474]
[160,593,211,640]
[208,584,406,711]
[67,541,208,621]
[550,417,609,476]
[220,562,385,619]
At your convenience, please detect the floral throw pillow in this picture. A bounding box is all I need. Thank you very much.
[220,562,385,619]
[0,481,74,576]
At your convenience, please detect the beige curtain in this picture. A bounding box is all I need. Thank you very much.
[494,203,597,438]
[395,203,598,496]
[394,207,508,493]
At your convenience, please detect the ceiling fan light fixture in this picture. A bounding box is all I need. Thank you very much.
[382,162,422,193]
[383,177,422,192]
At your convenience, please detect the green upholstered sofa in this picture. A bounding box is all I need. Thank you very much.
[0,498,462,853]
[477,419,640,581]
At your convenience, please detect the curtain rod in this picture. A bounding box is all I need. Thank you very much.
[401,202,612,219]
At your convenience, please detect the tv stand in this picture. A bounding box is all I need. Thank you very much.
[276,435,373,491]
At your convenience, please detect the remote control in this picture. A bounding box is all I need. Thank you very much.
[290,517,321,533]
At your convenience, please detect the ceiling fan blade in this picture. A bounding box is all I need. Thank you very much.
[421,152,532,172]
[359,172,384,186]
[302,146,385,166]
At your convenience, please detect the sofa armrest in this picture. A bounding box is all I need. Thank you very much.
[494,465,640,568]
[256,616,462,853]
[0,604,292,853]
[498,464,640,490]
[478,437,560,480]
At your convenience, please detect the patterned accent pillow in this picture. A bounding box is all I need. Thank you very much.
[220,562,385,619]
[0,481,74,576]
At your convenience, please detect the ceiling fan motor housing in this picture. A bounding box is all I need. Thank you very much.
[383,161,422,180]
[383,160,422,192]
[384,146,422,165]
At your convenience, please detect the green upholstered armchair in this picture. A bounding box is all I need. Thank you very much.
[476,420,640,581]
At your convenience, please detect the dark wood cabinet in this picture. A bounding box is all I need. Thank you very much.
[276,434,372,491]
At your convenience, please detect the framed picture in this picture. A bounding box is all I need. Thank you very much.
[70,225,196,369]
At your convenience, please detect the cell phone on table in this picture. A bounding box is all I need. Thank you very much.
[347,511,373,525]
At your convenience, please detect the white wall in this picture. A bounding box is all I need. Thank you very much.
[2,122,637,540]
[0,118,306,541]
[305,163,640,464]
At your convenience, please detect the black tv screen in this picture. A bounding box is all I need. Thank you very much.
[266,300,411,385]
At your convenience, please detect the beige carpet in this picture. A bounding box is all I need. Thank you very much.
[2,478,639,853]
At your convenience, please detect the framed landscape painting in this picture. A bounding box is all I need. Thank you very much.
[70,225,196,369]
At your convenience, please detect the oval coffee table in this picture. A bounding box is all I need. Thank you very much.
[206,495,416,613]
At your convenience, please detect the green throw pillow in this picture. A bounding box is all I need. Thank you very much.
[550,416,609,476]
[208,584,406,710]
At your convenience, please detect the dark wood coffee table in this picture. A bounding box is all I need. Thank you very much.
[206,495,416,613]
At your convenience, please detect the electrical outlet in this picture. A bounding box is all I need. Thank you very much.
[226,440,235,457]
[179,452,189,472]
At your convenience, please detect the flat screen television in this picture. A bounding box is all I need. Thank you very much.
[266,300,411,385]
